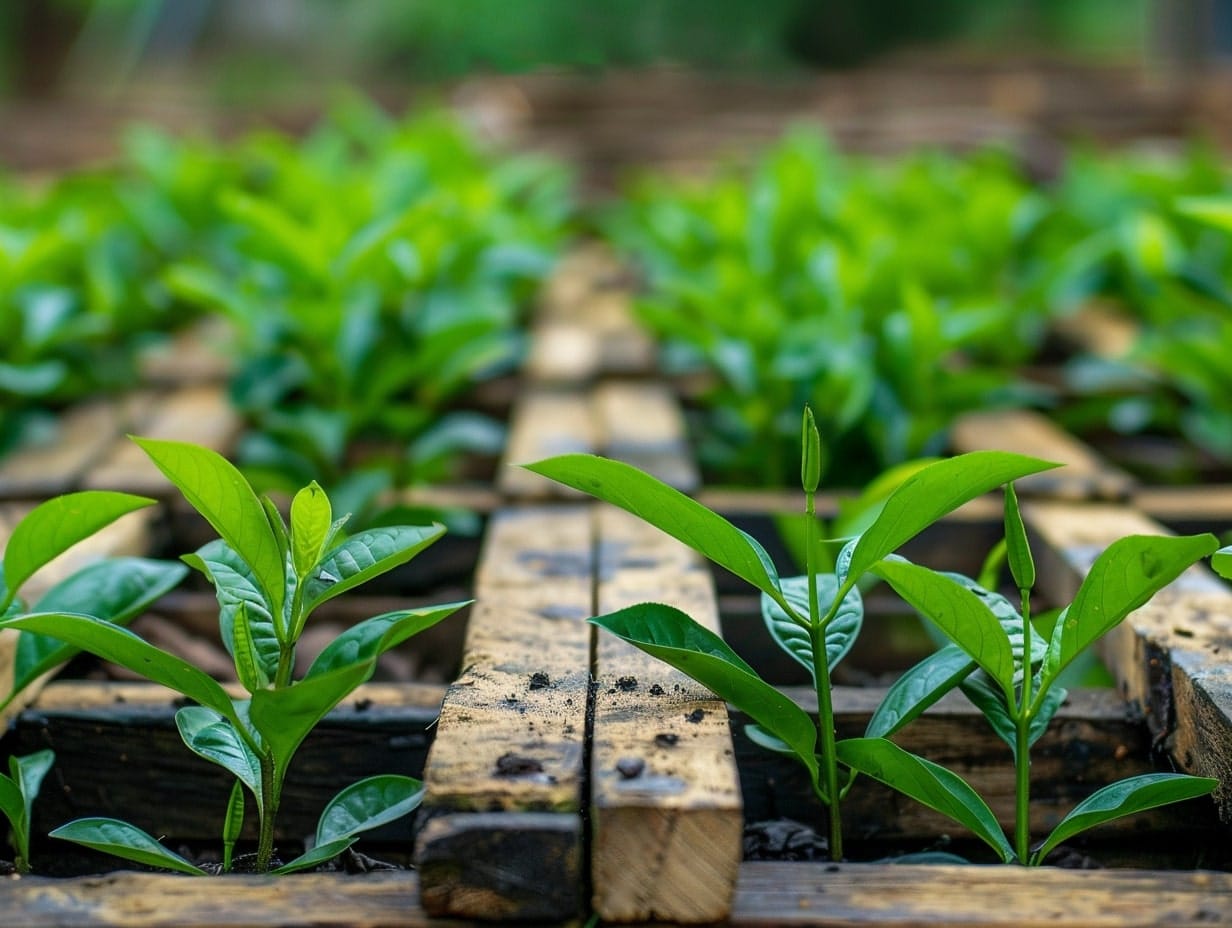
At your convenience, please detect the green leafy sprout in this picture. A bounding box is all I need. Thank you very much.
[526,409,1220,863]
[3,438,468,874]
[0,750,54,874]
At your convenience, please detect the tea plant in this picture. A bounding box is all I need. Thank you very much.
[4,438,468,874]
[0,490,188,713]
[0,750,54,874]
[850,481,1219,864]
[526,412,1059,859]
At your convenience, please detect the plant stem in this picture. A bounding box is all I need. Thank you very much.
[274,645,296,689]
[805,489,843,861]
[1014,713,1031,865]
[256,757,281,872]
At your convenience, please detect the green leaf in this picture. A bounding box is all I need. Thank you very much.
[744,723,797,755]
[306,602,467,678]
[1033,774,1218,864]
[1210,545,1232,581]
[249,661,375,782]
[51,818,206,875]
[231,603,270,693]
[865,644,974,739]
[132,438,286,627]
[847,452,1060,581]
[183,541,280,677]
[12,749,54,853]
[591,603,819,787]
[272,836,356,875]
[1,491,155,610]
[5,558,187,708]
[1040,533,1218,690]
[175,706,263,800]
[801,406,823,493]
[0,776,24,857]
[222,780,245,874]
[291,481,333,581]
[5,613,242,728]
[837,737,1014,863]
[315,774,423,844]
[760,574,863,683]
[301,524,446,617]
[1003,483,1034,593]
[522,454,783,598]
[874,560,1015,693]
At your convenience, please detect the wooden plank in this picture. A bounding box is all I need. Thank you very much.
[0,871,464,928]
[82,385,241,496]
[1050,303,1139,359]
[590,505,742,923]
[497,388,597,499]
[950,409,1136,501]
[730,861,1232,927]
[9,681,446,843]
[733,686,1220,852]
[525,320,603,383]
[595,381,699,493]
[0,395,154,500]
[415,506,592,920]
[1025,501,1232,822]
[1132,484,1232,533]
[136,318,233,385]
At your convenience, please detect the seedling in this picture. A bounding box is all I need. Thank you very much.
[4,438,467,874]
[526,411,1060,860]
[0,750,54,873]
[849,482,1219,864]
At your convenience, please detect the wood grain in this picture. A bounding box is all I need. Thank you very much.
[590,505,742,923]
[497,388,597,499]
[595,381,699,493]
[414,506,593,919]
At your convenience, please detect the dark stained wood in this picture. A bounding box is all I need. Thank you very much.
[590,505,741,923]
[730,861,1232,927]
[414,506,592,920]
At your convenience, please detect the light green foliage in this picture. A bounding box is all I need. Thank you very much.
[0,750,55,873]
[9,438,465,874]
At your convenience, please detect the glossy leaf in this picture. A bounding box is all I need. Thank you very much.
[291,481,333,580]
[760,574,863,682]
[847,451,1060,581]
[273,835,357,875]
[592,603,819,786]
[183,541,280,673]
[5,558,187,707]
[0,491,155,610]
[1032,774,1218,864]
[175,706,263,799]
[222,780,245,874]
[301,524,445,617]
[745,723,797,755]
[249,661,375,781]
[837,737,1014,863]
[51,818,206,875]
[801,406,823,493]
[1003,483,1034,592]
[874,560,1014,692]
[12,749,54,848]
[133,438,286,626]
[5,613,241,729]
[0,777,24,856]
[231,603,270,693]
[1213,545,1232,581]
[1040,533,1218,689]
[865,644,974,739]
[316,774,423,844]
[306,603,467,678]
[522,454,783,598]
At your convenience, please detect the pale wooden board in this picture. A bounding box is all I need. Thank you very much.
[0,394,154,500]
[415,506,593,920]
[525,320,603,383]
[0,871,473,928]
[595,381,699,493]
[950,409,1136,501]
[1050,303,1140,359]
[136,317,234,385]
[730,861,1232,927]
[497,388,598,499]
[1024,500,1232,822]
[591,505,742,923]
[81,385,241,496]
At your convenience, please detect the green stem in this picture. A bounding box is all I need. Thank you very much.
[274,644,296,689]
[805,489,843,861]
[1014,714,1031,865]
[255,758,281,873]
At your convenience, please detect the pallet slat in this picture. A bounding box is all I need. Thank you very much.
[497,389,597,499]
[414,506,593,920]
[590,505,741,923]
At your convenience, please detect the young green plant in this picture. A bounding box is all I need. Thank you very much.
[0,750,54,874]
[847,482,1219,864]
[3,438,468,874]
[525,410,1060,860]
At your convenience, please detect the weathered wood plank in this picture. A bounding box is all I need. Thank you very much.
[594,381,699,493]
[1132,484,1232,534]
[497,389,597,499]
[135,318,233,386]
[0,871,458,928]
[1025,501,1232,822]
[0,395,154,500]
[415,506,593,920]
[950,408,1135,501]
[730,861,1232,927]
[732,686,1221,855]
[590,505,742,923]
[81,385,241,496]
[10,681,446,843]
[1050,303,1139,359]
